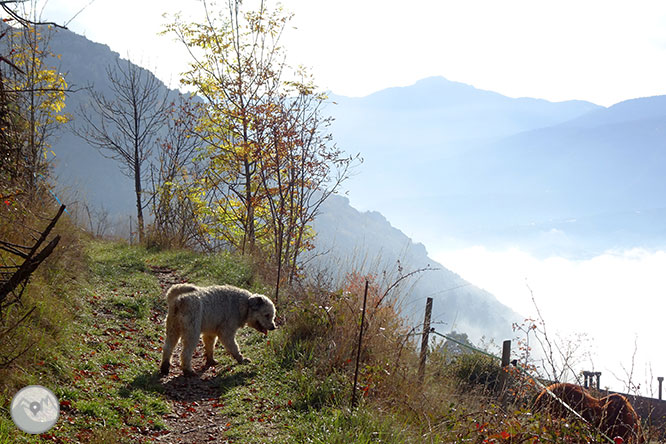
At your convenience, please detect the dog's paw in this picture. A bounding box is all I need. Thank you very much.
[159,362,170,376]
[203,358,218,369]
[234,356,251,364]
[183,368,196,377]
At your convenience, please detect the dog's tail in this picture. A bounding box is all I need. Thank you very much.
[166,283,198,306]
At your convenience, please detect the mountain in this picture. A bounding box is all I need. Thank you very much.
[562,95,666,128]
[41,27,522,341]
[46,27,180,230]
[327,77,599,179]
[331,76,599,141]
[312,194,522,341]
[326,77,602,247]
[327,77,666,258]
[412,96,666,256]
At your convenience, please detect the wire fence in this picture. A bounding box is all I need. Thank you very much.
[422,319,617,443]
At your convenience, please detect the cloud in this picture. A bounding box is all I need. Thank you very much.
[434,246,666,394]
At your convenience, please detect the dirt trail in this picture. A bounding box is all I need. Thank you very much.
[148,266,237,444]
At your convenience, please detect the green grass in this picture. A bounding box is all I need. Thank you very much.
[0,238,278,443]
[204,317,421,443]
[286,408,412,444]
[144,245,254,288]
[0,242,156,441]
[1,238,623,443]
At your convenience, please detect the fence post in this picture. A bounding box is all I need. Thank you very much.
[499,339,511,405]
[418,297,433,383]
[351,280,369,409]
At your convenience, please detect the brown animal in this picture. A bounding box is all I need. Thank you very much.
[533,383,643,443]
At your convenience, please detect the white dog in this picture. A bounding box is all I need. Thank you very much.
[159,283,276,376]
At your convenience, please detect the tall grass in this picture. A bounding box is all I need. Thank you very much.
[0,195,86,392]
[267,264,641,443]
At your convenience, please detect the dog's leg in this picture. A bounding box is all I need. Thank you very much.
[180,327,199,376]
[160,334,178,375]
[202,333,218,368]
[219,330,247,364]
[160,317,180,375]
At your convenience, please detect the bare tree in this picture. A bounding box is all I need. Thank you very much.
[148,95,202,248]
[513,285,594,386]
[76,58,170,243]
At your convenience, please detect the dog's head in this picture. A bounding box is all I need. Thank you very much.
[247,294,276,335]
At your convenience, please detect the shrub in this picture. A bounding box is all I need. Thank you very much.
[447,353,503,392]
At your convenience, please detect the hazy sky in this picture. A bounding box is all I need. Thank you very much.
[37,0,666,107]
[21,0,666,393]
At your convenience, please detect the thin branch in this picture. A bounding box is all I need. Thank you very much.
[64,0,96,27]
[0,3,66,29]
[374,266,438,310]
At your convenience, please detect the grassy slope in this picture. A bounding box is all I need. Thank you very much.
[0,240,402,443]
[0,238,641,443]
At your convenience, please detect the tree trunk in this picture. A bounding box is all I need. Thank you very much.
[134,151,144,243]
[243,157,255,253]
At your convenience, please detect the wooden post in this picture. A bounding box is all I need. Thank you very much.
[418,297,433,383]
[499,339,511,405]
[351,281,369,409]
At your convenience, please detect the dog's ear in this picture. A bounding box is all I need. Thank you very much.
[248,295,265,311]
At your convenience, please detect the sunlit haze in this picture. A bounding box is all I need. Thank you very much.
[31,0,666,394]
[42,0,666,107]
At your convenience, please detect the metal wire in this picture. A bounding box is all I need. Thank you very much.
[429,328,616,444]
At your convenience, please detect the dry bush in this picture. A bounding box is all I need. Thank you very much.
[0,189,64,311]
[0,188,85,394]
[144,220,199,251]
[277,269,417,397]
[146,180,203,251]
[273,260,627,443]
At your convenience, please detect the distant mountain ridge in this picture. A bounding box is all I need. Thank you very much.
[326,77,603,217]
[327,76,666,258]
[330,77,600,145]
[561,94,666,128]
[446,96,666,255]
[355,76,597,113]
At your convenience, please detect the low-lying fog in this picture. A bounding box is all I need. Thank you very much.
[435,246,666,396]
